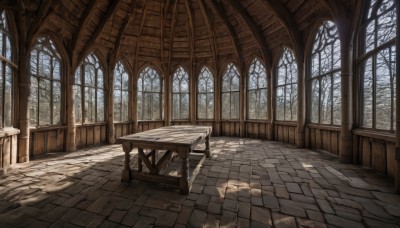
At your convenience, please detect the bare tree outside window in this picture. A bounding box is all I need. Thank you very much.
[248,58,267,120]
[276,48,298,121]
[222,63,240,120]
[74,53,105,124]
[0,10,14,129]
[310,21,341,125]
[29,37,62,127]
[114,61,129,122]
[197,66,214,119]
[172,66,189,120]
[138,66,162,120]
[360,0,397,131]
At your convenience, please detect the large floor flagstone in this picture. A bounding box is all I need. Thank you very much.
[0,137,400,227]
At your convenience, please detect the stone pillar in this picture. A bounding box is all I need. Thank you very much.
[296,62,306,148]
[164,67,171,126]
[190,64,196,124]
[395,0,400,193]
[214,66,221,136]
[107,63,115,144]
[239,65,245,137]
[339,38,354,164]
[66,63,76,152]
[267,68,274,140]
[17,51,30,162]
[131,68,137,134]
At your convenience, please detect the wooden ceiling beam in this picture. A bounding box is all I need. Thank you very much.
[77,0,123,66]
[226,0,271,67]
[260,0,303,61]
[184,0,195,64]
[109,0,138,67]
[71,0,98,55]
[133,0,149,71]
[167,0,179,68]
[209,0,241,66]
[27,0,58,47]
[197,0,218,70]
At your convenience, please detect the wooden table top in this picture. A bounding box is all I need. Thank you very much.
[118,125,212,147]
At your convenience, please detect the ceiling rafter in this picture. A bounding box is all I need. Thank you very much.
[109,0,138,67]
[197,0,218,70]
[260,0,303,61]
[77,0,123,66]
[71,0,98,56]
[226,0,271,68]
[160,0,170,70]
[167,0,179,67]
[209,0,241,66]
[133,0,149,71]
[27,0,57,47]
[184,0,195,65]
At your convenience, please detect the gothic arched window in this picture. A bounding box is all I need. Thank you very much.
[30,37,62,126]
[222,63,240,120]
[114,61,129,122]
[310,21,341,125]
[172,66,189,120]
[248,58,267,120]
[276,48,298,121]
[138,66,163,120]
[360,0,397,131]
[74,53,105,123]
[197,67,214,119]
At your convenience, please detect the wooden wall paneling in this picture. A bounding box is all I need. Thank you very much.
[353,134,359,163]
[289,127,295,144]
[315,129,322,150]
[101,126,107,143]
[76,127,82,148]
[331,132,338,155]
[87,126,94,145]
[57,129,65,151]
[309,128,315,149]
[322,130,330,151]
[81,127,88,148]
[387,143,396,178]
[0,138,3,169]
[371,140,387,174]
[305,127,310,148]
[48,130,57,152]
[362,137,371,168]
[2,138,9,169]
[94,126,101,145]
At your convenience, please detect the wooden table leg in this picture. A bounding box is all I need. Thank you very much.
[205,133,211,158]
[179,152,190,195]
[121,142,132,182]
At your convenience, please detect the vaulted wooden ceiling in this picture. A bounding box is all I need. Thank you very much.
[2,0,356,71]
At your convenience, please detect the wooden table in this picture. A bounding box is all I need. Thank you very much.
[118,125,212,194]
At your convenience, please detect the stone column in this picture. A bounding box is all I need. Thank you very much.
[17,51,30,162]
[190,64,196,124]
[107,63,115,144]
[214,66,221,136]
[66,62,76,152]
[395,0,400,193]
[339,36,354,164]
[239,64,246,137]
[164,67,171,126]
[296,61,306,148]
[267,68,274,140]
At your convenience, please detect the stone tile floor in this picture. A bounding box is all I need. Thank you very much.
[1,137,400,227]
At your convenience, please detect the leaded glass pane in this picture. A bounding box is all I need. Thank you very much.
[138,66,162,120]
[276,48,298,121]
[222,63,240,119]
